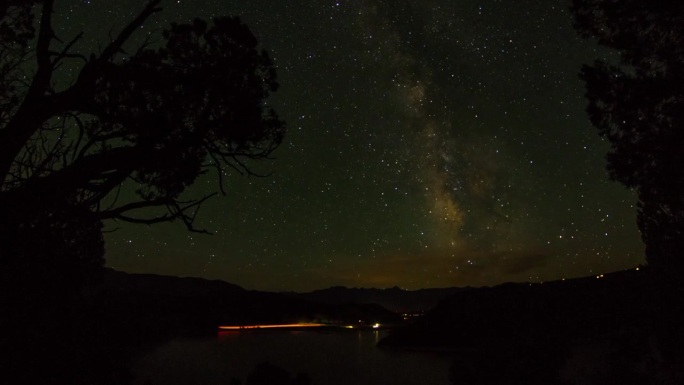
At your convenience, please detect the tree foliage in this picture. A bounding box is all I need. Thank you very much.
[572,0,684,273]
[0,0,284,288]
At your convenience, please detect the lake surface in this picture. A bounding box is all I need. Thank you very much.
[133,330,454,385]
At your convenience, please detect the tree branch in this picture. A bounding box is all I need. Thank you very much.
[34,0,55,93]
[170,193,216,234]
[99,0,162,63]
[4,145,145,207]
[101,193,217,234]
[112,213,174,225]
[97,198,171,219]
[50,31,86,65]
[208,152,227,195]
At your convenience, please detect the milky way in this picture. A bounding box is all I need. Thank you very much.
[57,0,644,290]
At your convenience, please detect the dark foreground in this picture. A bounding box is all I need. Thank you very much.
[379,268,684,384]
[2,267,683,384]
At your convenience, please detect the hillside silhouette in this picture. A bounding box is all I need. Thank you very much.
[379,267,683,384]
[4,269,400,384]
[282,285,470,314]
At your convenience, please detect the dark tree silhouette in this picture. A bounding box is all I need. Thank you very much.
[571,0,684,275]
[0,0,284,291]
[572,3,684,380]
[1,2,284,383]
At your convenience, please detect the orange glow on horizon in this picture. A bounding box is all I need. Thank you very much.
[218,323,328,330]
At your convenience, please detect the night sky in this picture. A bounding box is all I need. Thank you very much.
[56,0,644,291]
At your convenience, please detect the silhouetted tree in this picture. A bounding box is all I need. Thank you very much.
[0,0,284,292]
[571,0,684,275]
[572,3,684,380]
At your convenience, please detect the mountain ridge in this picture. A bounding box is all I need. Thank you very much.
[281,285,472,313]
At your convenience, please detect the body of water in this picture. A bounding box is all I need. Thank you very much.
[133,330,454,385]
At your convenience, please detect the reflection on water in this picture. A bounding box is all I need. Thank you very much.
[134,330,453,385]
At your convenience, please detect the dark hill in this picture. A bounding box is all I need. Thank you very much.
[6,269,402,384]
[378,268,650,351]
[98,268,245,296]
[84,269,400,341]
[283,286,470,313]
[376,268,684,384]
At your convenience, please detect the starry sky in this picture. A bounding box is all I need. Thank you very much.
[55,0,644,291]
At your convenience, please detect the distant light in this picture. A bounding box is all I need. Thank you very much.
[636,267,640,271]
[218,323,326,330]
[372,323,380,329]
